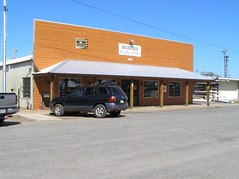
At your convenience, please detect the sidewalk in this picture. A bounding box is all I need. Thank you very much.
[127,101,238,112]
[15,102,239,121]
[15,108,61,122]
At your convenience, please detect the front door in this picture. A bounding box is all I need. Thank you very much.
[121,80,139,106]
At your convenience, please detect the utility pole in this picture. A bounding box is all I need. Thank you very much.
[12,49,18,59]
[2,0,7,92]
[222,50,230,78]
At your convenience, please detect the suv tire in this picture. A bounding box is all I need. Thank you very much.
[94,104,107,118]
[54,104,65,116]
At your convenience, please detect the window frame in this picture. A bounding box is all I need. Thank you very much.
[143,80,159,98]
[168,81,182,98]
[22,77,31,98]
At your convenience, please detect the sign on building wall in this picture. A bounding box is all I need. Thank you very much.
[76,38,88,49]
[118,43,141,57]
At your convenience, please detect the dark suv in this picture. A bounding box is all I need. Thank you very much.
[49,84,128,118]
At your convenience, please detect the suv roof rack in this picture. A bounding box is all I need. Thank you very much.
[97,80,116,86]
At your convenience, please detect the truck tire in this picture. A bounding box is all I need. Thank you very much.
[0,116,4,125]
[94,104,107,118]
[54,104,65,116]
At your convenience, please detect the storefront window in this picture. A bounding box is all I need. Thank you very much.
[144,80,158,98]
[59,78,81,97]
[169,82,181,97]
[22,77,31,97]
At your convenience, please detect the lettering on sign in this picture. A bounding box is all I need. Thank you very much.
[118,43,141,57]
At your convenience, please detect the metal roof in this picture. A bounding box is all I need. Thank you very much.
[33,60,213,81]
[0,55,33,67]
[216,77,239,82]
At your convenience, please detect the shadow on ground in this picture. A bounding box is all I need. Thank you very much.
[49,112,126,119]
[0,121,21,127]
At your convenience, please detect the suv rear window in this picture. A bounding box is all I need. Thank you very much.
[112,87,126,96]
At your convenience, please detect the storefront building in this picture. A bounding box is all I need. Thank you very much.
[30,19,212,109]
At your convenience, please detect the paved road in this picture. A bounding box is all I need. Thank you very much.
[0,105,239,178]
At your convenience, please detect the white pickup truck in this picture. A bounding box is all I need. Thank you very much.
[0,93,19,125]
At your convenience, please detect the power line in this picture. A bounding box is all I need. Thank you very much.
[70,0,239,53]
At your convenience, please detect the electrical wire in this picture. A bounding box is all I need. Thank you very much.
[70,0,239,53]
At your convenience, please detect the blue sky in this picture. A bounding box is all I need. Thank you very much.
[1,0,239,77]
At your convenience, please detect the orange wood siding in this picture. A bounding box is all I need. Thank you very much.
[34,20,193,71]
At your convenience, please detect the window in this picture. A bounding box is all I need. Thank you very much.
[23,77,31,97]
[144,80,158,98]
[169,82,181,97]
[70,88,84,97]
[84,87,95,96]
[59,78,81,97]
[112,86,126,96]
[98,87,108,95]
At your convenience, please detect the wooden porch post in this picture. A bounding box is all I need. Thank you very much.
[50,75,55,101]
[185,81,189,106]
[130,80,134,109]
[206,82,210,106]
[160,80,164,107]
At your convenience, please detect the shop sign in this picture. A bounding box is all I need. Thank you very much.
[118,43,141,57]
[76,38,88,49]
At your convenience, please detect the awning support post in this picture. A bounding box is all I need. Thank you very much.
[206,82,210,106]
[50,75,55,101]
[185,81,189,106]
[160,80,164,107]
[130,80,134,109]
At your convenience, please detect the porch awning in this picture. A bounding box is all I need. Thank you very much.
[33,59,213,81]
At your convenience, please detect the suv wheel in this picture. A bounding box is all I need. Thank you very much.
[54,104,65,116]
[94,104,107,118]
[109,111,121,117]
